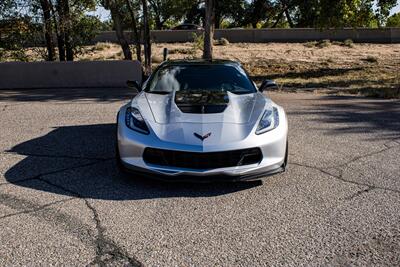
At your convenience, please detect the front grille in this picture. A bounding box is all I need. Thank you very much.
[143,147,262,170]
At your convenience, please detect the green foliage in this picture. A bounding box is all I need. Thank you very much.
[343,39,354,48]
[386,12,400,27]
[148,0,199,29]
[191,32,204,52]
[71,15,103,55]
[290,0,396,28]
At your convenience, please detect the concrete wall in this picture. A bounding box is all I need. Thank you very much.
[93,28,400,44]
[0,60,142,90]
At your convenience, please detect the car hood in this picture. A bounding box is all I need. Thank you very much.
[132,91,271,146]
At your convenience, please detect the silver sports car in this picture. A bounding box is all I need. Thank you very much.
[116,60,288,182]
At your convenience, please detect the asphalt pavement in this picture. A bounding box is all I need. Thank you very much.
[0,88,399,266]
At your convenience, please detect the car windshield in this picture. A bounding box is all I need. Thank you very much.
[145,64,256,94]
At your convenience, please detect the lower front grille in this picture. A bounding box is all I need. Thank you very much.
[143,147,262,170]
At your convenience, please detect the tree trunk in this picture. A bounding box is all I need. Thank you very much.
[214,13,221,29]
[126,0,142,62]
[61,0,73,61]
[39,0,55,61]
[285,8,294,28]
[55,0,66,61]
[272,10,285,28]
[110,4,133,60]
[142,0,152,75]
[203,0,215,60]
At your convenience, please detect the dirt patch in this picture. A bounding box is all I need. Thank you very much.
[2,42,400,98]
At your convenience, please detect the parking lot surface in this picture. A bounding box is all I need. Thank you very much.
[0,88,399,266]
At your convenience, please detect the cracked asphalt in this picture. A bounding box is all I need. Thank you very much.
[0,88,399,266]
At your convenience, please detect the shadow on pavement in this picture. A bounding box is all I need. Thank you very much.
[5,124,261,200]
[289,95,400,140]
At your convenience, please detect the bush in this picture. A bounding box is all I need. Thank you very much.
[191,32,204,52]
[215,37,229,46]
[343,39,354,48]
[316,39,331,48]
[363,56,378,63]
[304,41,317,48]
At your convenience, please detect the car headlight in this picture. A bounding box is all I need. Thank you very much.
[125,107,149,134]
[256,107,279,135]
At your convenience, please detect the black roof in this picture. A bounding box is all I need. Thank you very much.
[160,59,241,67]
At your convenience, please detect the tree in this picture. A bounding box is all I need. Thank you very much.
[376,0,398,26]
[142,0,152,75]
[101,0,133,60]
[148,0,198,29]
[203,0,214,60]
[386,12,400,27]
[39,0,55,61]
[214,0,246,28]
[285,0,395,28]
[125,0,141,61]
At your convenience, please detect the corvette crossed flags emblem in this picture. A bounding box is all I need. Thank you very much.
[194,132,212,141]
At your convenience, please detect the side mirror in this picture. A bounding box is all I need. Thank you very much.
[259,80,278,92]
[126,80,141,92]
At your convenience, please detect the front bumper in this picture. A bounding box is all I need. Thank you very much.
[117,105,288,182]
[120,161,285,182]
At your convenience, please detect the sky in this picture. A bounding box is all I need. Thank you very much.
[90,0,400,22]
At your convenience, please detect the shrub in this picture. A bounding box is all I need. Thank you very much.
[316,39,331,48]
[343,39,354,48]
[215,37,229,46]
[304,41,317,48]
[363,56,378,63]
[191,33,204,52]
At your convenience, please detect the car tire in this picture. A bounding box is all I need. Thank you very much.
[282,141,288,171]
[115,115,128,174]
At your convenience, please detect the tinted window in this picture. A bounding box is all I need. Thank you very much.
[146,65,256,94]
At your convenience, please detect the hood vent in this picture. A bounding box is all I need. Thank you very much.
[175,91,229,114]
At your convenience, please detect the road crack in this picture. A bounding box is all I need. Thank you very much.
[85,199,143,267]
[290,162,400,197]
[26,166,143,266]
[329,146,392,170]
[290,139,400,199]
